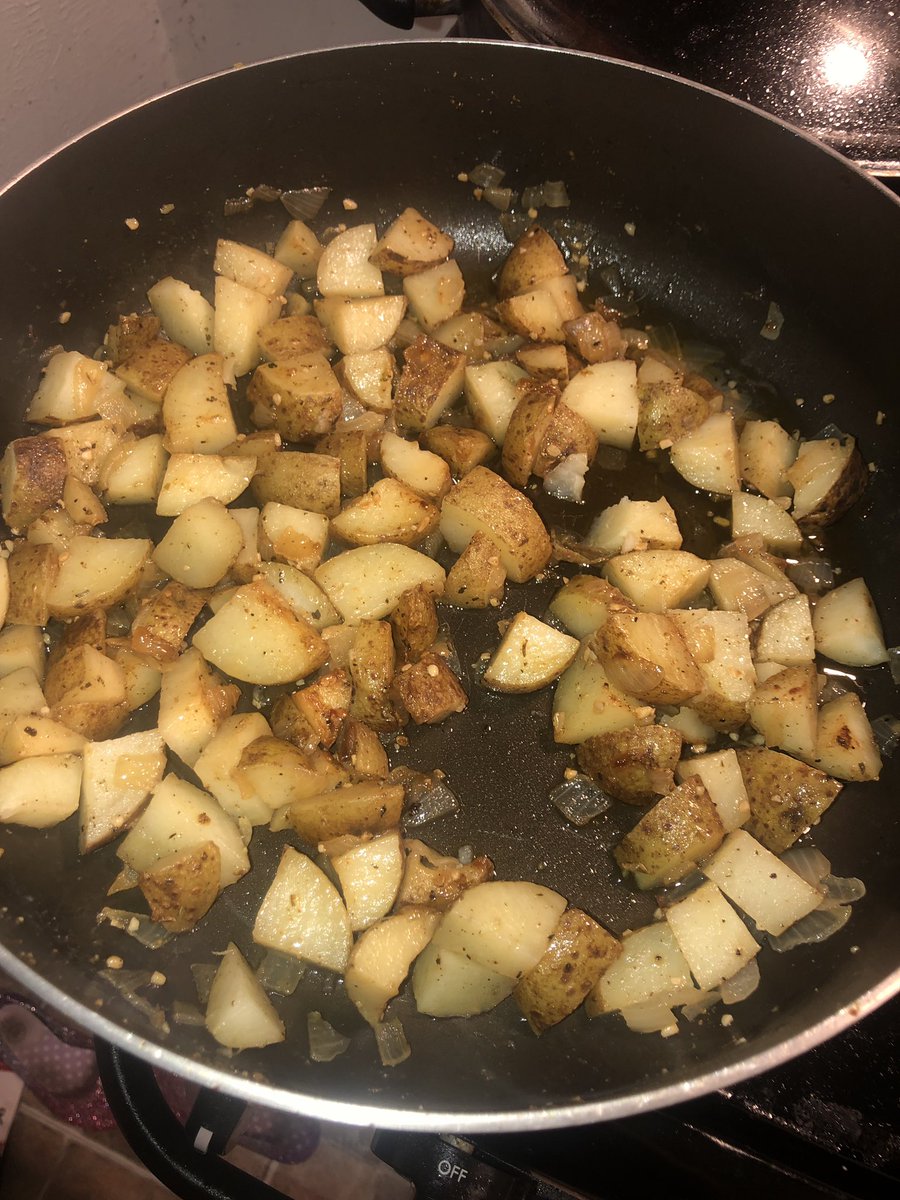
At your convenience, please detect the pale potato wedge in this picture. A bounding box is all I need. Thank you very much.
[214,237,293,300]
[670,411,740,494]
[675,747,750,833]
[702,830,822,935]
[589,611,703,705]
[548,575,635,639]
[412,942,514,1018]
[147,276,215,355]
[497,286,569,342]
[0,625,45,680]
[273,219,323,278]
[731,491,802,553]
[464,360,529,445]
[345,906,441,1026]
[140,841,222,932]
[47,536,151,618]
[808,692,882,781]
[498,225,567,299]
[811,577,888,666]
[603,550,709,612]
[193,711,274,825]
[206,942,285,1049]
[439,466,551,584]
[748,663,818,759]
[755,595,815,666]
[105,641,163,711]
[482,612,579,693]
[79,728,166,853]
[314,543,445,623]
[336,347,395,413]
[787,435,867,526]
[671,610,755,731]
[42,419,122,488]
[380,431,451,501]
[256,562,340,630]
[370,207,454,277]
[252,845,352,973]
[326,830,404,931]
[236,736,346,814]
[162,354,238,454]
[0,715,85,766]
[666,881,760,990]
[314,295,407,355]
[588,924,694,1015]
[153,498,244,587]
[739,419,797,499]
[317,224,384,298]
[155,453,255,517]
[0,753,82,827]
[157,647,239,766]
[62,475,106,528]
[99,434,168,506]
[331,478,439,548]
[26,351,107,425]
[708,558,789,621]
[403,259,465,331]
[586,497,682,555]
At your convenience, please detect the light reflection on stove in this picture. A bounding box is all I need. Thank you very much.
[822,39,871,88]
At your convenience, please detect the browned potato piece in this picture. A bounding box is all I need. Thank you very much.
[577,724,682,805]
[397,838,495,909]
[391,584,439,662]
[105,312,162,367]
[637,381,711,451]
[498,226,567,299]
[443,529,506,608]
[370,207,454,276]
[395,652,468,725]
[139,840,221,932]
[501,378,559,487]
[315,429,369,497]
[221,430,281,460]
[47,609,106,670]
[114,339,192,403]
[334,717,390,781]
[614,777,724,888]
[330,479,439,548]
[563,312,625,364]
[237,736,346,809]
[736,746,842,854]
[6,542,59,625]
[513,908,621,1034]
[532,402,598,478]
[247,356,343,442]
[1,435,68,529]
[269,693,319,753]
[420,425,496,476]
[589,611,703,705]
[393,335,467,435]
[276,781,405,841]
[257,315,332,364]
[292,668,352,749]
[349,620,404,732]
[250,450,341,516]
[130,582,209,663]
[787,435,867,527]
[49,645,129,739]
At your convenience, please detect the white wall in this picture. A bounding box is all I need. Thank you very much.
[0,0,451,184]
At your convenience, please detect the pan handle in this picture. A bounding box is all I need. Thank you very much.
[95,1040,288,1200]
[357,1,463,30]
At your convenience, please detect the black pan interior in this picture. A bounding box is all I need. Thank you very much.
[0,42,897,1126]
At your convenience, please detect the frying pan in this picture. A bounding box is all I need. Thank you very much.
[0,41,897,1133]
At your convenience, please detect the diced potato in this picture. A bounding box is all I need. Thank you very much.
[260,502,329,573]
[139,841,222,932]
[675,748,750,833]
[248,355,342,442]
[703,830,822,935]
[193,580,328,685]
[739,419,797,499]
[370,207,454,277]
[577,724,681,805]
[513,909,621,1033]
[735,746,841,853]
[315,428,370,499]
[498,226,567,299]
[586,497,682,555]
[670,411,740,494]
[552,645,651,745]
[47,536,151,618]
[394,652,468,724]
[314,543,445,623]
[99,435,168,505]
[811,578,888,666]
[604,550,709,612]
[431,881,567,980]
[105,640,163,711]
[194,712,274,825]
[614,777,724,889]
[214,238,293,300]
[464,360,529,444]
[256,561,340,630]
[439,466,551,583]
[26,351,107,425]
[7,542,58,624]
[666,881,760,990]
[346,906,441,1025]
[314,295,407,355]
[62,476,106,528]
[227,506,261,583]
[0,753,83,827]
[497,286,569,342]
[636,381,711,451]
[213,276,282,377]
[500,378,558,487]
[162,354,237,454]
[748,663,818,759]
[105,312,161,368]
[282,668,352,750]
[79,728,166,852]
[787,436,867,526]
[24,507,88,554]
[43,419,122,488]
[590,611,703,705]
[155,453,254,516]
[412,943,514,1017]
[331,478,439,548]
[250,450,341,516]
[118,773,249,886]
[671,610,755,730]
[708,558,785,621]
[130,582,209,662]
[809,692,882,781]
[317,224,384,298]
[0,715,85,765]
[206,943,285,1049]
[273,781,404,842]
[564,311,624,364]
[147,276,215,355]
[157,647,239,766]
[381,431,451,500]
[659,706,717,747]
[393,335,466,435]
[333,717,389,781]
[397,839,494,909]
[347,619,401,731]
[420,425,494,478]
[253,845,352,972]
[732,491,802,553]
[483,612,578,693]
[442,529,506,609]
[0,435,68,529]
[755,595,815,666]
[274,219,323,278]
[403,260,465,331]
[0,626,45,680]
[588,923,694,1014]
[516,342,570,381]
[114,340,193,405]
[327,830,404,931]
[561,360,639,449]
[548,575,635,639]
[258,314,332,365]
[153,499,244,587]
[236,736,346,816]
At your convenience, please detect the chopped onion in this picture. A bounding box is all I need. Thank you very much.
[375,1018,411,1067]
[770,904,852,953]
[621,1002,678,1035]
[256,950,307,996]
[106,865,139,896]
[280,187,331,221]
[432,624,462,677]
[787,557,834,595]
[780,846,831,888]
[818,673,851,705]
[888,647,900,686]
[500,211,531,242]
[521,183,546,210]
[484,329,525,357]
[191,963,217,1006]
[647,323,683,360]
[821,874,866,906]
[759,301,784,341]
[550,776,611,826]
[483,186,516,212]
[418,527,445,560]
[307,1011,350,1062]
[681,991,720,1021]
[172,1001,206,1027]
[871,714,900,756]
[812,423,847,442]
[392,767,460,827]
[248,183,281,203]
[99,969,170,1034]
[543,453,589,503]
[468,163,506,189]
[719,959,760,1005]
[97,908,172,950]
[223,195,254,217]
[543,180,570,208]
[457,844,474,865]
[550,529,610,566]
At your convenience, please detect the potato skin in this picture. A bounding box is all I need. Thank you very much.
[391,584,439,662]
[393,335,466,435]
[637,381,710,451]
[500,378,559,487]
[130,582,210,662]
[532,401,598,478]
[139,840,221,932]
[498,226,567,299]
[513,908,621,1034]
[105,312,161,367]
[114,338,192,402]
[1,435,68,529]
[394,652,467,725]
[397,838,494,909]
[577,724,682,805]
[736,746,842,853]
[614,777,724,887]
[443,530,506,609]
[797,443,868,528]
[333,716,390,781]
[421,425,495,476]
[563,312,624,364]
[6,542,59,625]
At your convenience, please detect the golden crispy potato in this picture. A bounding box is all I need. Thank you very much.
[577,724,682,805]
[369,207,454,277]
[333,716,390,781]
[393,335,467,435]
[139,840,221,931]
[7,542,59,625]
[47,609,106,671]
[0,435,68,529]
[419,425,494,477]
[395,652,467,724]
[498,226,567,299]
[349,620,404,732]
[443,529,506,609]
[275,781,405,842]
[114,339,192,404]
[589,611,703,706]
[250,450,341,516]
[439,466,551,584]
[390,583,439,662]
[563,311,624,364]
[736,746,841,853]
[105,312,161,367]
[290,668,352,749]
[501,378,559,487]
[614,777,724,889]
[397,838,495,910]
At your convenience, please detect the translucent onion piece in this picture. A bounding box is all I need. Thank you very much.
[484,330,526,357]
[500,212,531,242]
[681,991,721,1022]
[812,423,847,442]
[256,950,308,996]
[543,180,570,208]
[99,969,170,1034]
[821,874,866,906]
[307,1011,350,1063]
[457,844,474,866]
[621,1003,678,1035]
[521,183,546,210]
[594,445,631,471]
[543,453,589,503]
[106,865,139,896]
[770,904,852,953]
[97,908,172,950]
[280,187,331,221]
[403,778,460,827]
[818,674,851,705]
[172,1001,206,1027]
[550,776,611,827]
[418,527,445,560]
[888,648,900,686]
[298,276,318,301]
[759,301,784,341]
[598,263,627,298]
[223,195,254,217]
[468,163,506,189]
[483,186,515,212]
[191,963,217,1006]
[432,625,463,678]
[719,959,761,1005]
[780,846,831,888]
[550,528,610,566]
[249,183,281,203]
[871,714,900,756]
[788,558,835,595]
[375,1018,411,1067]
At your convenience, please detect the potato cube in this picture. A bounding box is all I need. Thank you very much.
[236,736,346,815]
[105,312,161,367]
[260,502,329,572]
[47,536,151,619]
[317,224,384,298]
[381,431,451,500]
[809,692,882,781]
[403,259,465,332]
[213,276,282,377]
[153,498,244,587]
[561,360,639,449]
[162,354,237,454]
[130,582,209,663]
[748,663,818,759]
[439,466,551,584]
[552,646,652,745]
[139,840,222,931]
[0,435,68,529]
[577,724,681,805]
[155,453,255,516]
[0,753,83,827]
[395,652,468,724]
[548,575,634,639]
[147,276,214,356]
[586,497,682,555]
[675,747,750,833]
[732,491,802,553]
[413,943,514,1017]
[274,219,323,278]
[811,577,888,666]
[588,923,694,1014]
[390,584,439,662]
[483,612,578,693]
[331,478,439,548]
[7,542,59,624]
[670,411,740,494]
[157,647,239,766]
[314,543,445,623]
[420,425,494,478]
[206,942,285,1049]
[370,208,454,277]
[702,830,822,935]
[735,746,841,852]
[253,845,353,972]
[0,715,85,766]
[787,436,867,527]
[193,711,273,825]
[604,549,709,612]
[614,777,724,889]
[666,881,760,990]
[498,226,567,298]
[393,335,466,435]
[258,314,332,365]
[636,380,711,451]
[250,450,341,516]
[326,830,404,931]
[333,717,389,782]
[443,530,506,609]
[397,838,494,909]
[589,611,703,705]
[500,378,558,487]
[464,360,529,444]
[114,340,193,405]
[739,419,797,499]
[247,355,342,442]
[26,351,107,424]
[0,626,45,680]
[274,781,404,842]
[335,347,394,413]
[79,728,166,853]
[256,561,340,630]
[99,435,168,506]
[314,295,407,355]
[755,595,815,666]
[346,905,441,1026]
[214,238,292,299]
